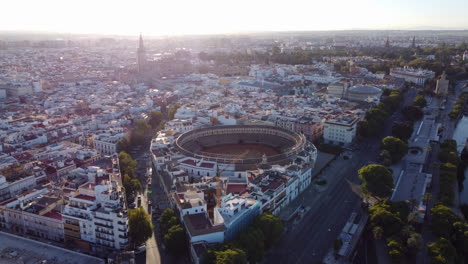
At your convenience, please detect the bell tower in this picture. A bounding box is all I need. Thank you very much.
[137,34,147,73]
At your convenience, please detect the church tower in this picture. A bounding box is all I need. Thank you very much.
[137,34,147,73]
[411,36,416,48]
[385,36,390,48]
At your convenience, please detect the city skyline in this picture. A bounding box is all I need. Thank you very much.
[2,0,468,36]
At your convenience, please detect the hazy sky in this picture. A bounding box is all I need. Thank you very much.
[3,0,468,35]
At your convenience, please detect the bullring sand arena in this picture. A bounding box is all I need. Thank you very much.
[202,143,280,159]
[174,125,308,168]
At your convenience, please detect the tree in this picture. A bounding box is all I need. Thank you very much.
[413,95,427,108]
[130,119,152,145]
[391,122,414,142]
[407,232,423,252]
[168,104,181,120]
[128,207,153,248]
[379,149,393,166]
[254,213,284,248]
[402,105,423,122]
[365,108,390,136]
[164,224,187,254]
[430,205,459,238]
[117,137,131,153]
[452,222,468,257]
[381,136,408,163]
[148,111,164,129]
[238,228,265,263]
[119,151,137,178]
[358,164,394,199]
[373,226,384,240]
[130,179,142,193]
[159,209,178,234]
[428,238,456,264]
[386,237,404,262]
[369,202,404,237]
[123,174,141,196]
[440,139,457,151]
[438,151,460,165]
[214,248,247,264]
[357,120,369,137]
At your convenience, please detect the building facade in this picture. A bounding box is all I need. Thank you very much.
[435,72,449,95]
[390,67,435,85]
[323,115,360,146]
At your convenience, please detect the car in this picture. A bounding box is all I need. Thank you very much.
[137,195,142,207]
[135,245,146,254]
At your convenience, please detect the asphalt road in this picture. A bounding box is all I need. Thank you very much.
[264,88,417,264]
[130,148,163,264]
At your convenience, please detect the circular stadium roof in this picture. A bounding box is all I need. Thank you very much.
[348,85,382,94]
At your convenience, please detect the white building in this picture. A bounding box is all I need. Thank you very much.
[327,81,349,99]
[175,191,225,244]
[165,119,193,134]
[62,180,129,251]
[323,115,360,146]
[93,128,125,155]
[0,189,65,242]
[390,67,435,85]
[214,194,261,240]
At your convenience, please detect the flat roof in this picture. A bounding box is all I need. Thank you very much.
[0,231,104,264]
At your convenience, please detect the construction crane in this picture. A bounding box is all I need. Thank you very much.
[214,151,251,208]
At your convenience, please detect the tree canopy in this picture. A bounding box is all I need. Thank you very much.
[381,136,408,163]
[128,207,153,248]
[159,208,179,234]
[237,227,265,263]
[413,95,427,108]
[428,238,456,264]
[402,105,423,122]
[164,224,186,254]
[430,205,459,238]
[119,151,137,178]
[369,201,405,237]
[391,122,414,142]
[214,248,247,264]
[148,111,164,129]
[168,104,181,120]
[254,212,284,248]
[358,164,394,199]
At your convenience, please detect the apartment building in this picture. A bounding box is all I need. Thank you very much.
[62,181,129,252]
[93,128,125,155]
[323,115,360,146]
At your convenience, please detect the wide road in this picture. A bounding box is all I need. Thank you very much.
[264,88,417,263]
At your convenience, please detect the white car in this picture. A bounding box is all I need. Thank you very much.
[135,245,146,254]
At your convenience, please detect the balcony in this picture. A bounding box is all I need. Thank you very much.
[94,222,113,228]
[64,229,81,238]
[96,234,114,243]
[118,234,128,239]
[64,223,80,230]
[117,221,126,226]
[118,227,127,232]
[96,228,114,235]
